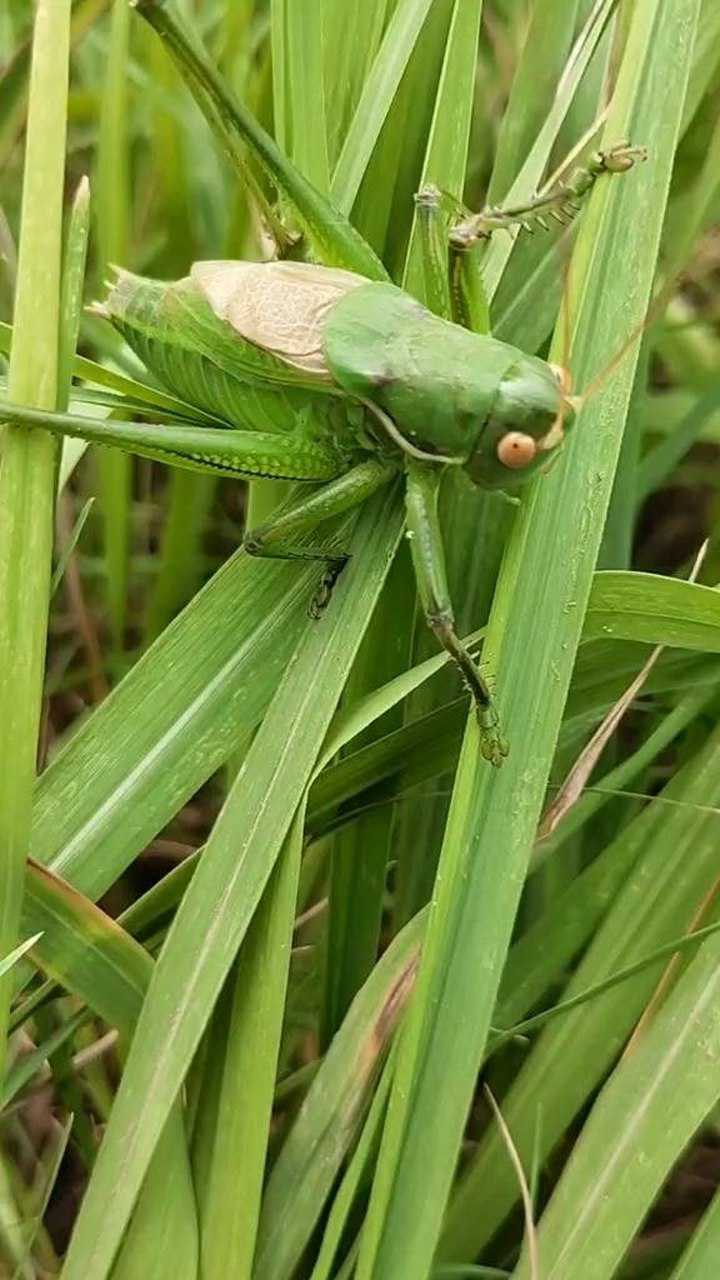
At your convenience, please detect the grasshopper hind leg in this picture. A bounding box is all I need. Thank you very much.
[426,612,508,766]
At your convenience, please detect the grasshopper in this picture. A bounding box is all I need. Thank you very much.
[0,1,644,766]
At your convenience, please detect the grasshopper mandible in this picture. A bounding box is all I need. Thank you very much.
[0,1,644,766]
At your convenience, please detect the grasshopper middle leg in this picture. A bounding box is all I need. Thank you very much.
[243,458,398,615]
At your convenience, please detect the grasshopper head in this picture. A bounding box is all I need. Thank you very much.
[465,355,574,489]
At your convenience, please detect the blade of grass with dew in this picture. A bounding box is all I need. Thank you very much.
[60,486,403,1279]
[355,3,700,1275]
[512,923,720,1279]
[441,707,720,1265]
[0,0,70,1080]
[583,571,720,647]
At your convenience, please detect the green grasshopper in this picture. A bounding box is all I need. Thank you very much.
[0,1,644,766]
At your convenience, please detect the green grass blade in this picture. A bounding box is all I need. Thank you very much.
[482,0,620,304]
[321,553,415,1045]
[283,2,329,189]
[61,487,403,1279]
[441,717,720,1264]
[512,925,720,1279]
[348,0,454,269]
[322,0,388,168]
[255,912,422,1280]
[486,0,582,204]
[584,571,720,647]
[309,1042,398,1280]
[355,2,701,1275]
[495,920,720,1046]
[143,470,216,641]
[135,0,387,279]
[31,536,325,900]
[0,0,70,1079]
[58,176,91,412]
[331,0,435,214]
[198,812,304,1279]
[18,862,199,1280]
[96,0,132,653]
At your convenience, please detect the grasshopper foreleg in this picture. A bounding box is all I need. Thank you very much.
[404,460,508,767]
[449,142,646,251]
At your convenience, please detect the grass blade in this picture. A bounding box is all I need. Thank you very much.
[331,0,435,213]
[198,812,304,1279]
[355,2,701,1275]
[512,925,720,1278]
[0,0,70,1078]
[61,487,403,1278]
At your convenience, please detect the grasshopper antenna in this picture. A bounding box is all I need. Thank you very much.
[568,262,693,414]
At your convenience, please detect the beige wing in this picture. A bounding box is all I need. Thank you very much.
[191,260,367,377]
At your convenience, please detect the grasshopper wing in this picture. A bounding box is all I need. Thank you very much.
[193,260,367,379]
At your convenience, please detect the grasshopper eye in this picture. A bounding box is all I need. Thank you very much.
[497,432,537,469]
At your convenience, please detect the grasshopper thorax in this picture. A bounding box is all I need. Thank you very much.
[322,281,573,487]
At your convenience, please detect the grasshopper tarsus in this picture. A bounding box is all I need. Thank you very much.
[479,725,510,768]
[476,702,510,768]
[308,558,349,619]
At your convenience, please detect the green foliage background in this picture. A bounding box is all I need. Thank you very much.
[1,1,720,1277]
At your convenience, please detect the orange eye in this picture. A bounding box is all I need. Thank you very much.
[497,432,538,469]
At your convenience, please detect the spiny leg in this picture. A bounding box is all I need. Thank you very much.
[403,460,508,766]
[243,458,398,616]
[0,401,347,483]
[449,143,646,251]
